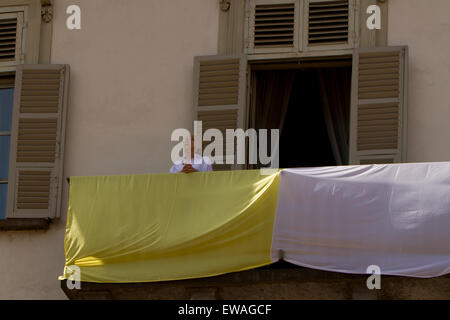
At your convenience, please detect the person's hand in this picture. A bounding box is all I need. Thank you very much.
[181,164,198,174]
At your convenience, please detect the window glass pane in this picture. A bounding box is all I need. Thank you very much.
[0,184,7,220]
[0,87,14,220]
[0,136,10,180]
[0,88,14,132]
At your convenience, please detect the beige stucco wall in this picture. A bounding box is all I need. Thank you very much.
[0,0,219,299]
[1,0,450,300]
[388,0,450,162]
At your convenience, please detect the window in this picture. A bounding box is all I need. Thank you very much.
[249,58,352,168]
[211,0,402,168]
[0,3,70,224]
[193,46,408,168]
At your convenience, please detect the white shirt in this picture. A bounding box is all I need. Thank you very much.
[170,154,213,173]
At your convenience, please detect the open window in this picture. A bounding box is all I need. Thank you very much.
[193,46,408,170]
[247,46,408,168]
[249,57,352,168]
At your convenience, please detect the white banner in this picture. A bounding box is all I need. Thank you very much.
[272,162,450,278]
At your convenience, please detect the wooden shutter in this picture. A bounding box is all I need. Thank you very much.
[247,0,300,54]
[0,11,24,67]
[349,46,408,165]
[193,55,247,171]
[6,65,70,218]
[304,0,355,51]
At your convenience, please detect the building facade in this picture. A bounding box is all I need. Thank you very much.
[0,0,449,299]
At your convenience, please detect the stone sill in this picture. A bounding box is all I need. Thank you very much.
[0,218,51,231]
[61,263,450,300]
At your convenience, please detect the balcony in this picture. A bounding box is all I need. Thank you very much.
[60,163,450,300]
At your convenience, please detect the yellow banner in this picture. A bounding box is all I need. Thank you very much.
[60,170,280,283]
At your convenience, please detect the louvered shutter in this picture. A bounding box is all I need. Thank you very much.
[6,65,70,218]
[247,0,300,54]
[193,55,247,171]
[304,0,355,51]
[0,12,24,67]
[349,46,408,165]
